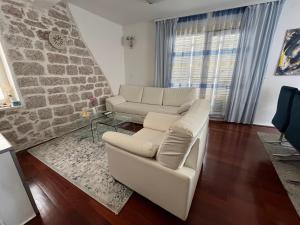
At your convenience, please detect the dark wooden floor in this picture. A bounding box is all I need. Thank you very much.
[17,121,300,225]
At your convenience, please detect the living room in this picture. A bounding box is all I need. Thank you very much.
[0,0,299,224]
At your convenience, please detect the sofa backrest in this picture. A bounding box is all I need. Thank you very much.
[119,85,143,103]
[163,88,199,106]
[141,87,164,105]
[156,99,210,169]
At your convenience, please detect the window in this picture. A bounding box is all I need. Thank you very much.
[0,42,21,109]
[171,10,243,118]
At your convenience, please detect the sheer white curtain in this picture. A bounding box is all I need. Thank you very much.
[171,8,244,118]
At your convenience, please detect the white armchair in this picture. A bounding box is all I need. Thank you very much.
[102,99,210,220]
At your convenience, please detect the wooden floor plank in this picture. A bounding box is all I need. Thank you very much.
[16,121,300,225]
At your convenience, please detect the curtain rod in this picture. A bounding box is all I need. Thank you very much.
[153,0,278,22]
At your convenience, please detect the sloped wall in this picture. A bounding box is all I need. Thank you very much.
[0,0,113,150]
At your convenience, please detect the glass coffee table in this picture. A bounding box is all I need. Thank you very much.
[91,112,130,142]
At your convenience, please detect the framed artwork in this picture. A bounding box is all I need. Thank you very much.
[275,29,300,76]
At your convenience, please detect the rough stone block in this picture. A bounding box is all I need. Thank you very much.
[47,53,68,64]
[20,87,45,96]
[41,17,52,25]
[40,77,70,86]
[24,95,46,109]
[52,117,68,126]
[5,34,32,48]
[87,76,97,83]
[71,29,79,37]
[14,116,27,126]
[25,49,44,61]
[47,64,65,75]
[48,94,68,105]
[47,87,65,94]
[13,62,44,76]
[70,56,81,64]
[69,94,80,102]
[94,67,103,75]
[66,65,78,75]
[1,4,23,18]
[2,130,18,141]
[28,111,38,121]
[94,88,103,97]
[10,21,35,37]
[8,49,24,60]
[53,105,74,116]
[38,108,52,120]
[36,30,50,40]
[55,21,71,29]
[74,39,85,48]
[69,113,80,122]
[97,76,106,82]
[18,77,39,87]
[24,19,47,29]
[80,84,94,91]
[17,122,33,134]
[69,47,89,56]
[0,120,12,131]
[66,86,79,93]
[81,91,93,100]
[26,9,38,21]
[104,88,111,95]
[37,121,51,131]
[71,76,86,84]
[79,66,93,75]
[74,102,87,111]
[34,40,44,50]
[48,9,69,22]
[82,58,94,66]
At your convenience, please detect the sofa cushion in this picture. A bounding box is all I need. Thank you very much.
[163,88,199,106]
[156,131,196,170]
[133,128,165,146]
[144,112,180,132]
[103,131,158,158]
[141,87,164,105]
[114,102,179,116]
[156,99,210,169]
[119,85,143,103]
[171,99,210,137]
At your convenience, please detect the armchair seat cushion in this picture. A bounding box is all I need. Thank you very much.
[114,102,179,116]
[102,132,158,158]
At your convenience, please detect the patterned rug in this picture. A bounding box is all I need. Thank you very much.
[257,132,300,217]
[28,126,134,214]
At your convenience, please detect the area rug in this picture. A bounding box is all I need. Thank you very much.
[258,132,300,216]
[28,126,134,214]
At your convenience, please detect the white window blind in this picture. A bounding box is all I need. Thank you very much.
[171,31,240,118]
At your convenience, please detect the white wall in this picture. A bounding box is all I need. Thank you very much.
[254,0,300,126]
[123,22,156,86]
[69,4,125,94]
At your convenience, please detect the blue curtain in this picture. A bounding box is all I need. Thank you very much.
[155,18,178,87]
[225,1,285,124]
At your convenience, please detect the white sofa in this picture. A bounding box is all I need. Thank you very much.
[106,85,199,123]
[102,99,210,220]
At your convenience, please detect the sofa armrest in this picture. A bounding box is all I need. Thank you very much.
[143,112,180,132]
[102,131,158,158]
[177,100,195,114]
[105,95,126,111]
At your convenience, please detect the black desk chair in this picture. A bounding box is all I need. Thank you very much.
[271,86,298,143]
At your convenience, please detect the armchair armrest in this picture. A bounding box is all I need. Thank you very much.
[105,95,126,111]
[102,131,158,158]
[143,112,180,132]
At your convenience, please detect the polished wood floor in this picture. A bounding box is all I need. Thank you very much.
[17,121,300,225]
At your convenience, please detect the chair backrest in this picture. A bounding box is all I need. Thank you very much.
[272,86,298,133]
[285,91,300,152]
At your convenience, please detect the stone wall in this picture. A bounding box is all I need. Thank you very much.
[0,0,112,150]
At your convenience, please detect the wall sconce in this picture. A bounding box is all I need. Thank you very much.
[125,36,136,49]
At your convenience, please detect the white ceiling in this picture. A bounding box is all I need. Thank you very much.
[68,0,276,25]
